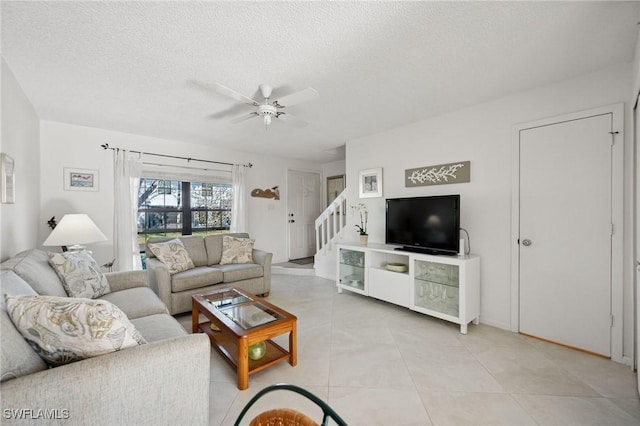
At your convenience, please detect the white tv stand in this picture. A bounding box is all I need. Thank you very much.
[336,242,480,334]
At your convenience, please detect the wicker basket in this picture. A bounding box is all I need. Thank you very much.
[234,384,346,426]
[249,408,318,426]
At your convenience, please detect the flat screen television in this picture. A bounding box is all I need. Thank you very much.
[385,195,460,256]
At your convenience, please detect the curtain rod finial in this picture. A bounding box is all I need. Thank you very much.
[101,143,109,150]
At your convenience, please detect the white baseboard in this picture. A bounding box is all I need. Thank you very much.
[476,318,512,331]
[621,355,633,367]
[271,266,315,276]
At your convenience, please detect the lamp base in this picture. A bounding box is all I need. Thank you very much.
[67,245,92,255]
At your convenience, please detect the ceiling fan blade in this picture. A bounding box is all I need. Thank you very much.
[207,103,252,119]
[276,112,308,128]
[272,87,319,108]
[187,78,220,94]
[215,83,261,105]
[230,112,259,124]
[193,80,260,105]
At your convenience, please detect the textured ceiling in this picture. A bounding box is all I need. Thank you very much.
[2,1,639,163]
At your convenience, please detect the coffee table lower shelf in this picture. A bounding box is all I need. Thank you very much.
[199,321,291,379]
[192,288,297,390]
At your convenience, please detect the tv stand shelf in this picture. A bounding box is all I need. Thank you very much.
[336,243,480,334]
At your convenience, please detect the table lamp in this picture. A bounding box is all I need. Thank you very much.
[43,214,107,252]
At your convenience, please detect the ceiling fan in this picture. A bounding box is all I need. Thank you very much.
[203,82,319,128]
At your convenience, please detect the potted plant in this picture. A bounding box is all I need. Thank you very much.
[351,203,368,245]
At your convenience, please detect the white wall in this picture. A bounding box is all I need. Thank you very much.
[0,59,41,261]
[343,63,635,356]
[38,121,322,265]
[631,26,640,381]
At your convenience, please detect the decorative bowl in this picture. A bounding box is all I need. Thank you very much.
[248,341,267,361]
[386,262,408,272]
[344,274,363,285]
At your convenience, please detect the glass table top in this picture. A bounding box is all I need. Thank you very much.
[204,289,251,309]
[203,289,283,330]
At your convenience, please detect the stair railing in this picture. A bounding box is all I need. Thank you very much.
[315,190,347,254]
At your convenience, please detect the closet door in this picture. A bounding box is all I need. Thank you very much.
[519,113,612,356]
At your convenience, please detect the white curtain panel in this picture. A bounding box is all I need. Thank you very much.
[114,150,142,271]
[231,164,247,233]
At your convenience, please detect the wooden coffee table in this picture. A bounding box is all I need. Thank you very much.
[192,287,297,390]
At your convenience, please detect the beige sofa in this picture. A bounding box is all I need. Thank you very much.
[0,249,210,426]
[145,233,272,315]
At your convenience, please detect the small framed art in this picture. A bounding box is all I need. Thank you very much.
[64,167,99,192]
[1,153,15,203]
[327,174,345,205]
[358,167,382,198]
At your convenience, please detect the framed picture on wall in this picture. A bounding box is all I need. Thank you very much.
[327,174,345,205]
[64,167,100,192]
[1,153,15,204]
[358,167,382,198]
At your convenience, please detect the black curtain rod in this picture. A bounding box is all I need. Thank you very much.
[100,143,253,168]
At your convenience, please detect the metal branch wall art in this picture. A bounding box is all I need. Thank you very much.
[405,161,471,187]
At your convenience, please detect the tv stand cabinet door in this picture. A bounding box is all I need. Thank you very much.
[369,267,410,308]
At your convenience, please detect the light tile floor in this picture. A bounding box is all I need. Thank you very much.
[176,274,640,426]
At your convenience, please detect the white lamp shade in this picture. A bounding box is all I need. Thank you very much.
[43,214,108,246]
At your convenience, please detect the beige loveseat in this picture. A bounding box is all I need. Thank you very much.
[145,233,272,315]
[0,249,210,426]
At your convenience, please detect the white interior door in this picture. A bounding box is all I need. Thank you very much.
[519,113,613,357]
[287,170,321,260]
[634,99,640,381]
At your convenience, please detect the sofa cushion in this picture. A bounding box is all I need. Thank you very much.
[177,236,208,267]
[5,295,146,367]
[131,314,188,343]
[146,235,208,267]
[99,287,169,320]
[0,249,67,297]
[217,264,264,283]
[204,233,249,266]
[148,238,195,275]
[48,251,111,299]
[220,236,254,265]
[204,234,224,265]
[170,266,223,292]
[0,271,48,382]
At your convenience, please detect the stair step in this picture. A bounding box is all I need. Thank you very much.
[272,265,315,276]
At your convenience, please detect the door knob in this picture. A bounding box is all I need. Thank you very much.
[522,239,532,247]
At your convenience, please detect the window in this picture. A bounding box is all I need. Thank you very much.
[137,178,232,246]
[157,180,174,195]
[191,182,232,232]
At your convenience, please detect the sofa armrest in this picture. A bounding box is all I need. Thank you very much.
[252,248,272,268]
[104,270,147,292]
[0,334,210,426]
[253,249,273,294]
[146,258,172,311]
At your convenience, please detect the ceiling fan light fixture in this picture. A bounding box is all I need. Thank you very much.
[259,84,273,99]
[258,104,277,127]
[209,82,318,129]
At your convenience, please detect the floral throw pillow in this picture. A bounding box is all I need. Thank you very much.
[220,236,254,265]
[148,238,195,275]
[4,295,146,367]
[48,251,111,299]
